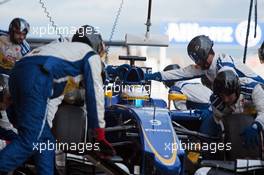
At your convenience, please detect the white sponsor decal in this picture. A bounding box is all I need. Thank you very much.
[150,119,162,126]
[235,20,262,47]
[165,21,262,47]
[166,22,233,43]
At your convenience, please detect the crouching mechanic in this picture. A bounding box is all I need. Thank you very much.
[163,64,212,110]
[0,18,30,75]
[0,25,115,174]
[201,70,264,147]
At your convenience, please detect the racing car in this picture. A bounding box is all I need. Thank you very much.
[52,55,185,175]
[9,56,264,175]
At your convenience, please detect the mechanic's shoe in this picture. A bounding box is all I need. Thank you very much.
[93,128,116,159]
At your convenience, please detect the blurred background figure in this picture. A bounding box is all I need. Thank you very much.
[0,18,30,75]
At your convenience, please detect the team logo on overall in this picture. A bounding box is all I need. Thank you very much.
[150,119,162,126]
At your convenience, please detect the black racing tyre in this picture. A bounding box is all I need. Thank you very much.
[223,114,262,160]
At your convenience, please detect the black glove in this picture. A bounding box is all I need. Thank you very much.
[106,64,131,80]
